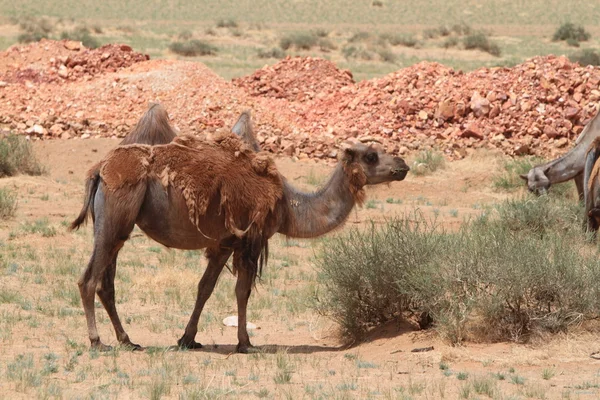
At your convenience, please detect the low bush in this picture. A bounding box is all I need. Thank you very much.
[463,33,501,56]
[492,156,543,192]
[280,33,318,50]
[552,22,590,42]
[216,19,238,28]
[60,26,100,49]
[169,40,217,56]
[315,197,598,344]
[0,134,46,177]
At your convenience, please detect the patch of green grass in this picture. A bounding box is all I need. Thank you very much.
[0,187,18,219]
[457,372,469,381]
[511,375,526,385]
[20,218,56,237]
[492,156,543,191]
[472,375,496,397]
[216,18,238,28]
[411,150,445,176]
[542,368,555,380]
[0,134,46,177]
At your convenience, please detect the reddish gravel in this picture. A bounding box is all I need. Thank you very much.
[1,40,600,162]
[233,56,354,103]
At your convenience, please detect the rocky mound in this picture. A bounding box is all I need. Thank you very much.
[233,56,354,103]
[0,39,149,84]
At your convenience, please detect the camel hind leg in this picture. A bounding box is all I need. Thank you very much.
[78,181,146,350]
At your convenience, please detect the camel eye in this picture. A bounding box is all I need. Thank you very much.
[365,152,378,164]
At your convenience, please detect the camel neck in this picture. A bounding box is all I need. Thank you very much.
[279,164,358,238]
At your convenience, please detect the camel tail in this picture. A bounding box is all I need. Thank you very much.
[119,102,177,146]
[70,169,100,231]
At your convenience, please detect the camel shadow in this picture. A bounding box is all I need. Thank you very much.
[145,343,345,355]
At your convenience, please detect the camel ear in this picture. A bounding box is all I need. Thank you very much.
[519,173,528,181]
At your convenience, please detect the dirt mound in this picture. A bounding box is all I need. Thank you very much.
[0,39,149,84]
[233,56,354,102]
[3,41,600,162]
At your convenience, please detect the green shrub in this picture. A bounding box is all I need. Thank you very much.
[60,26,100,49]
[463,33,501,56]
[423,28,440,39]
[280,33,318,50]
[169,40,217,56]
[385,33,418,48]
[312,28,329,38]
[257,47,286,59]
[552,22,590,42]
[571,49,600,66]
[0,187,17,219]
[372,0,384,7]
[178,29,193,40]
[410,150,445,176]
[314,199,599,344]
[0,134,46,177]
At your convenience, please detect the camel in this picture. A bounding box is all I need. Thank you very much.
[71,132,409,353]
[520,107,600,199]
[584,137,600,233]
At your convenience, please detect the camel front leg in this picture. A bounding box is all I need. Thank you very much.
[178,246,233,349]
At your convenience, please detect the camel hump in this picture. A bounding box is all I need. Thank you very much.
[100,145,152,191]
[120,102,178,146]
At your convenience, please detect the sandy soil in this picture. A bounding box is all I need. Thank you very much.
[0,139,599,399]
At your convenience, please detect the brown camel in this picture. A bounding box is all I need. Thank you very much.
[71,133,409,353]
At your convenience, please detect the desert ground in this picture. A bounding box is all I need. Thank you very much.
[0,139,599,399]
[3,1,600,399]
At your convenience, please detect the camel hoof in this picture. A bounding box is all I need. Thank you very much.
[91,341,113,352]
[121,342,144,351]
[177,338,203,350]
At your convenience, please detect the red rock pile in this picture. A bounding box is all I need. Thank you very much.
[233,56,354,102]
[2,40,600,162]
[0,39,148,84]
[252,56,600,159]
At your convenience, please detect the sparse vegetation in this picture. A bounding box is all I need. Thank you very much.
[60,26,100,49]
[463,33,501,56]
[216,18,238,28]
[169,40,217,56]
[257,47,286,59]
[0,134,46,177]
[0,187,17,219]
[17,16,53,43]
[280,32,318,50]
[315,198,600,343]
[552,22,590,43]
[411,150,446,176]
[493,156,544,191]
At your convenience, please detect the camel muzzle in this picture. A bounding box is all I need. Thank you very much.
[391,166,409,180]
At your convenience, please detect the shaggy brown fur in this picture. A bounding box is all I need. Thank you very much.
[97,134,283,239]
[584,137,600,233]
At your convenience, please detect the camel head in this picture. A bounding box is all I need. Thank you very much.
[341,142,409,184]
[520,167,550,195]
